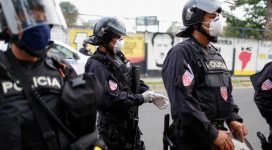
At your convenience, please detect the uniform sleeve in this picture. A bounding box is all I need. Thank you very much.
[254,64,272,126]
[85,60,144,111]
[162,45,218,142]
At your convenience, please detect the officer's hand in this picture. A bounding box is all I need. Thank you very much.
[142,91,169,109]
[142,90,156,103]
[228,121,248,142]
[152,93,169,109]
[213,130,234,150]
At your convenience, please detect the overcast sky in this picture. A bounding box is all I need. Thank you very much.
[58,0,242,32]
[59,0,186,22]
[58,0,240,21]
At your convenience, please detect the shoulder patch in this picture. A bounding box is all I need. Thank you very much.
[109,79,118,91]
[182,70,194,87]
[220,87,228,101]
[261,79,272,91]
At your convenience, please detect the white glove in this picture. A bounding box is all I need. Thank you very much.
[152,93,169,109]
[142,90,169,109]
[142,90,156,103]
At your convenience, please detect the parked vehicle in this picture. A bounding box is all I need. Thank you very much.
[48,40,90,74]
[0,40,89,74]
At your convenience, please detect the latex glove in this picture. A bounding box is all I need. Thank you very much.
[152,93,169,109]
[142,90,156,103]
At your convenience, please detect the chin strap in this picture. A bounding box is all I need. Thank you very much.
[101,41,114,55]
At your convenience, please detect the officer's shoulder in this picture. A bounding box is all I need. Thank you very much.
[264,62,272,69]
[261,62,272,74]
[86,56,105,70]
[168,40,192,56]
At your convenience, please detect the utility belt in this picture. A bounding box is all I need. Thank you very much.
[170,119,227,138]
[212,119,227,131]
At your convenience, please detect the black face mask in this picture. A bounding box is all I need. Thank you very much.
[17,25,51,57]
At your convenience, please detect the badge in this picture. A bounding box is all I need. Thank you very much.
[182,70,194,87]
[220,87,228,101]
[261,79,272,91]
[109,80,118,91]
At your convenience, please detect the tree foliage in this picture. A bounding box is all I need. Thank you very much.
[60,2,79,27]
[224,0,266,39]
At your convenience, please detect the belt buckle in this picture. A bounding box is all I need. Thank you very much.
[212,120,226,130]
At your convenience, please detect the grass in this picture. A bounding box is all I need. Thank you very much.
[144,79,253,88]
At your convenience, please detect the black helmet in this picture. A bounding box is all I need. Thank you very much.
[85,17,126,45]
[176,0,222,37]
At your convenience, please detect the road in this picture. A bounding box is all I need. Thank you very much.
[138,87,268,150]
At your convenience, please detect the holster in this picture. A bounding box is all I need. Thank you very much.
[163,114,175,150]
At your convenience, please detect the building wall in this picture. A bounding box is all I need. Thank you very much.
[51,28,272,75]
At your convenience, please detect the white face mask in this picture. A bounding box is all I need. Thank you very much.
[202,16,224,37]
[113,39,125,54]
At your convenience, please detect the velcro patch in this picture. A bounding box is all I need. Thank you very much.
[182,70,194,87]
[220,87,228,101]
[109,80,118,91]
[261,79,272,91]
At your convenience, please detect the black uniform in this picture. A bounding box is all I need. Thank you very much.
[0,50,100,150]
[254,62,272,127]
[85,49,149,150]
[162,37,242,150]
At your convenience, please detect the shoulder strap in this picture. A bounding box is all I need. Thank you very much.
[47,54,75,78]
[91,54,129,88]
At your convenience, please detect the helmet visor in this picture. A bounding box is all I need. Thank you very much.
[195,0,236,13]
[195,0,222,13]
[0,0,67,34]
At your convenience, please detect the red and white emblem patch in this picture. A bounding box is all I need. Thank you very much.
[182,70,194,87]
[261,79,272,91]
[220,87,228,101]
[109,80,118,91]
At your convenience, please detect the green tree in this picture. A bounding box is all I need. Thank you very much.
[60,1,79,27]
[224,0,267,39]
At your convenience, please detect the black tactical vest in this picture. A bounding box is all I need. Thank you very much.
[188,41,233,121]
[0,51,67,150]
[92,52,132,92]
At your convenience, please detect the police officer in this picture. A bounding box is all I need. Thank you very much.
[0,0,103,150]
[84,16,169,150]
[254,62,272,128]
[253,62,272,149]
[162,0,247,150]
[79,42,92,56]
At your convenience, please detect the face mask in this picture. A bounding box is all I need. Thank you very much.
[113,39,124,54]
[18,25,51,57]
[202,16,224,37]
